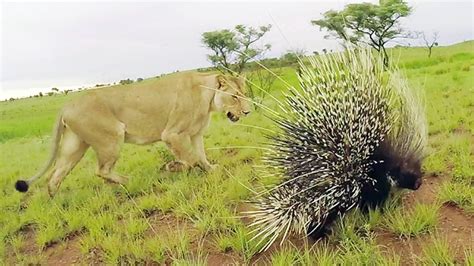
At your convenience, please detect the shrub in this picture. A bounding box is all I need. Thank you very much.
[119,79,134,85]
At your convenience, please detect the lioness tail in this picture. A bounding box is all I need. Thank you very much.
[15,114,64,192]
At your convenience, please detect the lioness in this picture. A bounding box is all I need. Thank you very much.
[15,73,251,196]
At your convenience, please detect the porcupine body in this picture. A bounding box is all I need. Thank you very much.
[248,48,427,250]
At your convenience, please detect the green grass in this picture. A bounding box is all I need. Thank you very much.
[465,249,474,266]
[439,182,474,214]
[1,41,473,264]
[419,236,455,265]
[384,203,439,237]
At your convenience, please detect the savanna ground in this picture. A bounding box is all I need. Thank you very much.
[1,41,473,265]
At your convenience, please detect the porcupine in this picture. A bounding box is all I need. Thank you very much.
[247,48,427,251]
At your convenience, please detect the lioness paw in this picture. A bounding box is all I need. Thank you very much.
[166,161,188,172]
[209,164,219,171]
[200,163,219,172]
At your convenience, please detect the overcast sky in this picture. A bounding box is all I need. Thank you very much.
[1,0,473,99]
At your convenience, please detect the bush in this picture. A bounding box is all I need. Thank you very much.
[119,79,134,85]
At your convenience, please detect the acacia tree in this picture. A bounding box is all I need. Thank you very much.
[246,66,279,111]
[202,24,272,75]
[312,0,412,66]
[420,31,439,58]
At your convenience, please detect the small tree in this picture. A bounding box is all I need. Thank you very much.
[137,78,144,82]
[420,31,439,58]
[312,0,412,66]
[246,67,280,111]
[202,24,272,75]
[39,92,43,97]
[51,87,58,92]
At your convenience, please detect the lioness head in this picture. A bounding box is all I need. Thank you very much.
[214,75,251,122]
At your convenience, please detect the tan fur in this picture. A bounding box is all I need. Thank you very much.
[29,72,250,196]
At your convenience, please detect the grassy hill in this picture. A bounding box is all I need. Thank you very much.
[0,41,473,264]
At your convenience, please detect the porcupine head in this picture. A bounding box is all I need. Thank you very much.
[391,156,423,190]
[373,139,423,192]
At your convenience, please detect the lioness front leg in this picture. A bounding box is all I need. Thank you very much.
[191,134,214,171]
[162,132,199,172]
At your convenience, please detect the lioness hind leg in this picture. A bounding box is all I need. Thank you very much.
[93,144,128,185]
[48,128,89,197]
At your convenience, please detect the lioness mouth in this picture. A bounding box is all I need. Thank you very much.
[227,112,239,122]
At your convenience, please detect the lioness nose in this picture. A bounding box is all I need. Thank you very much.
[243,110,250,116]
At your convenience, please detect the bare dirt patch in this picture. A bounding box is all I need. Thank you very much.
[206,252,240,266]
[4,225,84,265]
[376,175,473,265]
[44,237,82,265]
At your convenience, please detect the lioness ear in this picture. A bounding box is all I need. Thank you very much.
[216,74,226,89]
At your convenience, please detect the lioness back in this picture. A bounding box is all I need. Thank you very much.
[62,72,218,145]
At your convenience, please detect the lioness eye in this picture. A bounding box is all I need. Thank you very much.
[232,95,238,100]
